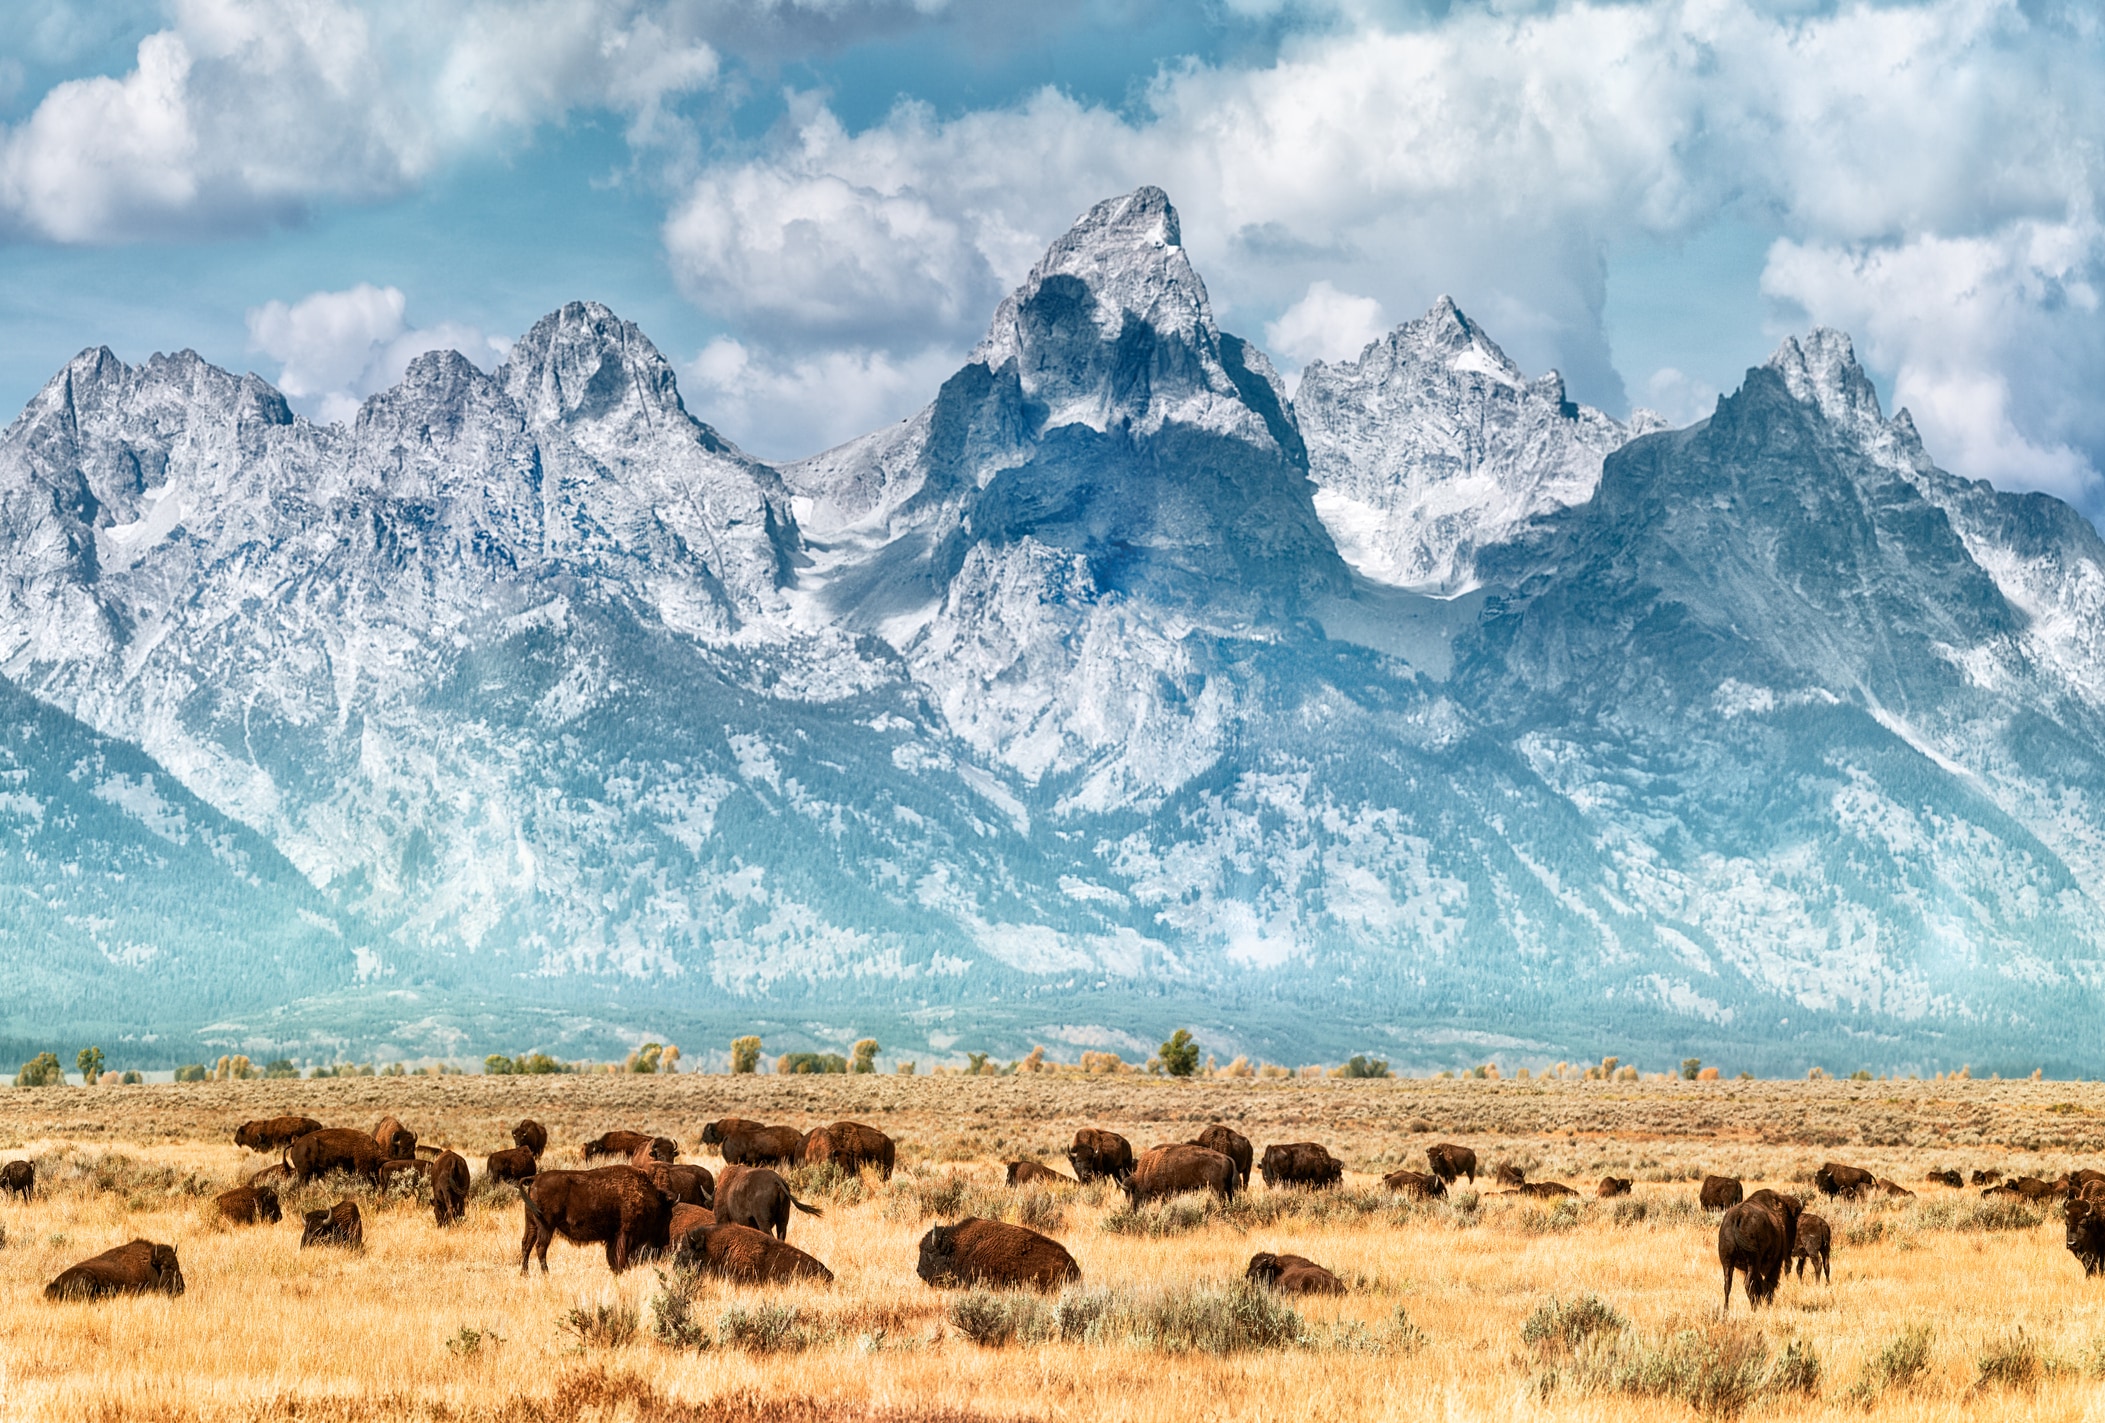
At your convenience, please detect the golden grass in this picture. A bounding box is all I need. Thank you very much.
[1,1077,2102,1422]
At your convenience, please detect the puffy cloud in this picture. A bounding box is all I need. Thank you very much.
[1265,281,1388,371]
[685,336,962,460]
[247,284,508,425]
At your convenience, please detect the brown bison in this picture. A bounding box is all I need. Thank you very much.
[1718,1189,1802,1310]
[1972,1168,2003,1186]
[916,1218,1080,1291]
[1260,1142,1343,1190]
[707,1122,808,1168]
[581,1130,658,1162]
[519,1166,674,1274]
[1006,1161,1075,1186]
[1193,1124,1254,1189]
[1426,1143,1477,1184]
[1990,1176,2062,1202]
[644,1162,715,1207]
[373,1116,418,1161]
[1068,1128,1135,1184]
[1814,1163,1876,1199]
[1597,1177,1634,1198]
[2067,1168,2105,1198]
[1246,1251,1344,1294]
[1519,1180,1578,1198]
[802,1121,896,1179]
[712,1164,822,1240]
[378,1157,431,1194]
[1872,1177,1914,1199]
[1700,1175,1744,1211]
[2,1159,33,1200]
[431,1150,470,1226]
[674,1222,834,1284]
[486,1146,539,1185]
[1125,1144,1238,1204]
[1383,1169,1446,1200]
[214,1184,281,1225]
[2068,1197,2105,1276]
[286,1128,385,1184]
[1493,1163,1526,1188]
[1925,1168,1964,1188]
[45,1240,184,1300]
[1791,1212,1832,1283]
[669,1202,715,1237]
[699,1117,764,1145]
[512,1119,548,1157]
[234,1116,323,1153]
[301,1200,364,1249]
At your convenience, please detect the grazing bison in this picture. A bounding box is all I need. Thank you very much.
[1125,1144,1238,1204]
[1926,1168,1964,1188]
[1814,1163,1876,1199]
[1791,1212,1832,1283]
[512,1119,548,1157]
[1972,1169,2003,1186]
[581,1131,657,1162]
[802,1121,896,1180]
[485,1146,539,1186]
[675,1222,834,1284]
[2,1159,33,1200]
[708,1123,807,1169]
[1246,1252,1345,1295]
[669,1202,714,1237]
[1260,1142,1343,1190]
[1068,1128,1136,1184]
[1718,1189,1802,1310]
[1519,1180,1578,1199]
[286,1128,385,1184]
[1193,1125,1254,1189]
[644,1162,714,1207]
[1493,1163,1526,1188]
[712,1164,822,1240]
[1700,1175,1745,1211]
[1597,1177,1634,1198]
[1383,1169,1446,1200]
[214,1185,281,1225]
[378,1158,431,1194]
[2068,1197,2105,1276]
[45,1241,184,1300]
[431,1150,471,1226]
[519,1166,674,1275]
[916,1218,1080,1291]
[234,1117,323,1153]
[1006,1161,1075,1187]
[373,1116,418,1161]
[699,1117,763,1146]
[1426,1143,1477,1184]
[301,1200,364,1249]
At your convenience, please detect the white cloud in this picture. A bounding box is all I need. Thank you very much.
[247,284,507,424]
[1641,367,1720,429]
[684,336,962,461]
[1264,281,1387,371]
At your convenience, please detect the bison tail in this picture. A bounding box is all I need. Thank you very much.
[790,1196,824,1218]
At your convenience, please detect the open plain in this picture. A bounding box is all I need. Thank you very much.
[2,1074,2103,1422]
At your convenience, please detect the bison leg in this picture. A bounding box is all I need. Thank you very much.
[1721,1262,1734,1313]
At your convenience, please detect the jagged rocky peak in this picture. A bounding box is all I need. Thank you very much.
[1295,296,1644,595]
[1762,328,1930,475]
[498,300,693,437]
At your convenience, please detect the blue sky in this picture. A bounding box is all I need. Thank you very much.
[1,1,2100,515]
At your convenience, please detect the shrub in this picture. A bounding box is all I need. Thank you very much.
[718,1302,814,1353]
[1974,1329,2047,1392]
[1847,1324,1933,1406]
[1015,1186,1066,1232]
[1119,1281,1303,1354]
[729,1036,761,1074]
[14,1053,63,1087]
[1522,1295,1628,1354]
[174,1063,207,1083]
[559,1301,638,1350]
[647,1269,705,1349]
[1770,1339,1821,1395]
[1335,1054,1391,1078]
[1599,1321,1773,1417]
[120,1070,142,1085]
[1681,1058,1702,1079]
[76,1046,104,1085]
[1159,1030,1200,1078]
[445,1325,501,1357]
[261,1058,298,1079]
[851,1038,879,1073]
[775,1051,847,1075]
[949,1290,1051,1347]
[1960,1200,2042,1232]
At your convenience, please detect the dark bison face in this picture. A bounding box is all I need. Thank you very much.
[256,1187,282,1223]
[151,1245,185,1295]
[916,1225,960,1284]
[1245,1252,1282,1285]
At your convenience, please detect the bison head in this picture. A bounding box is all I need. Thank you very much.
[916,1224,962,1285]
[255,1187,282,1224]
[1245,1252,1282,1286]
[150,1244,185,1295]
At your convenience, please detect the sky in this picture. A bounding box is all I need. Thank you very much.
[0,0,2100,515]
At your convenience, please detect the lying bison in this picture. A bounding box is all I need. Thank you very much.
[1700,1175,1744,1211]
[917,1218,1080,1291]
[1972,1169,2003,1186]
[1925,1168,1964,1188]
[431,1151,470,1226]
[1814,1163,1876,1199]
[1493,1163,1526,1188]
[2069,1197,2105,1277]
[1989,1176,2062,1202]
[1260,1142,1343,1190]
[1791,1212,1832,1283]
[1873,1178,1914,1199]
[520,1166,673,1274]
[1518,1181,1578,1199]
[512,1119,548,1157]
[644,1162,714,1208]
[1193,1125,1253,1189]
[1427,1143,1477,1184]
[234,1116,323,1153]
[214,1184,281,1225]
[1383,1169,1446,1200]
[301,1200,364,1249]
[675,1222,834,1284]
[2,1159,33,1200]
[486,1146,538,1186]
[1126,1144,1238,1204]
[704,1121,806,1168]
[713,1164,823,1240]
[1597,1177,1634,1198]
[581,1131,659,1163]
[45,1241,184,1300]
[1006,1161,1075,1187]
[802,1121,896,1180]
[1246,1251,1344,1295]
[1068,1128,1135,1184]
[286,1128,385,1184]
[373,1116,418,1161]
[1719,1188,1802,1310]
[669,1202,714,1237]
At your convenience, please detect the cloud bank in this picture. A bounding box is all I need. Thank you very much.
[247,284,508,424]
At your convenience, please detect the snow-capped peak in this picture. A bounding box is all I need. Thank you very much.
[1763,329,1929,476]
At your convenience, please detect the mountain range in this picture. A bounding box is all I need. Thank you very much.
[4,186,2103,1075]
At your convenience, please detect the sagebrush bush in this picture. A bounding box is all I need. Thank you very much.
[1847,1323,1933,1406]
[718,1303,816,1353]
[1974,1329,2048,1392]
[647,1269,705,1350]
[1521,1294,1627,1354]
[559,1300,638,1350]
[948,1290,1050,1347]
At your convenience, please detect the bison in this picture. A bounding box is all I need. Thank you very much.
[712,1164,822,1240]
[1426,1143,1477,1184]
[669,1202,715,1237]
[512,1119,548,1157]
[2067,1168,2105,1199]
[1718,1189,1802,1310]
[1125,1144,1238,1204]
[1972,1168,2004,1186]
[581,1131,658,1162]
[2,1159,33,1200]
[1791,1212,1832,1283]
[213,1184,281,1225]
[1700,1175,1745,1211]
[1597,1177,1634,1198]
[644,1162,715,1207]
[431,1150,471,1226]
[674,1222,834,1284]
[802,1121,896,1180]
[1993,1176,2062,1202]
[1383,1168,1446,1200]
[2068,1197,2105,1277]
[703,1121,807,1168]
[1246,1252,1345,1295]
[1193,1125,1253,1189]
[1006,1161,1075,1187]
[286,1128,385,1184]
[1260,1142,1343,1190]
[373,1116,418,1161]
[1814,1163,1876,1199]
[234,1116,323,1153]
[1068,1128,1136,1184]
[519,1166,674,1275]
[1872,1177,1915,1199]
[1925,1168,1964,1188]
[916,1218,1080,1291]
[1493,1163,1526,1188]
[45,1241,184,1300]
[486,1146,539,1186]
[1519,1180,1578,1198]
[699,1117,763,1146]
[378,1157,431,1194]
[301,1200,364,1249]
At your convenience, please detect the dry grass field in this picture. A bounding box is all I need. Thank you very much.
[2,1075,2103,1422]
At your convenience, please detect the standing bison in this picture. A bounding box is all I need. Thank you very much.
[712,1165,822,1240]
[214,1185,281,1225]
[2,1159,33,1200]
[45,1241,184,1300]
[1125,1144,1238,1204]
[1383,1169,1446,1200]
[703,1122,807,1168]
[301,1200,364,1249]
[1814,1163,1876,1199]
[234,1117,323,1153]
[2068,1197,2105,1276]
[1426,1144,1477,1184]
[519,1166,674,1274]
[1246,1252,1345,1294]
[675,1222,834,1284]
[1067,1128,1135,1184]
[286,1128,385,1184]
[644,1162,715,1207]
[917,1218,1080,1291]
[1260,1142,1343,1190]
[431,1151,471,1226]
[1006,1161,1075,1186]
[372,1116,418,1161]
[486,1146,539,1186]
[1192,1125,1253,1189]
[1700,1176,1744,1211]
[802,1121,896,1179]
[1791,1213,1832,1283]
[1718,1189,1802,1310]
[512,1120,548,1157]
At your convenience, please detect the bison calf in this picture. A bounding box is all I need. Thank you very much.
[45,1241,184,1300]
[1493,1163,1526,1188]
[1005,1161,1075,1187]
[1700,1175,1744,1212]
[917,1218,1080,1291]
[214,1185,282,1225]
[1,1159,33,1200]
[1791,1213,1832,1283]
[301,1200,364,1249]
[675,1222,834,1284]
[1246,1252,1344,1294]
[1260,1142,1342,1190]
[1383,1169,1446,1200]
